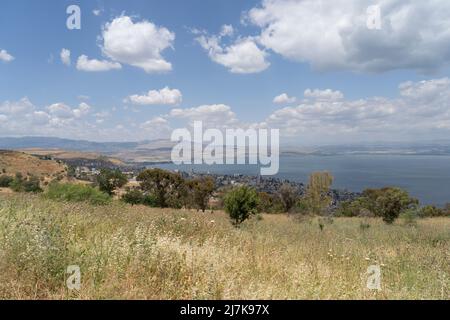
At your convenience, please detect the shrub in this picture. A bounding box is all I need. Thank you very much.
[22,176,43,193]
[121,189,145,205]
[8,173,42,193]
[0,175,13,188]
[45,183,111,205]
[224,186,259,227]
[257,192,284,213]
[96,169,128,195]
[278,183,299,213]
[375,188,419,224]
[420,205,446,218]
[121,189,158,207]
[401,209,419,226]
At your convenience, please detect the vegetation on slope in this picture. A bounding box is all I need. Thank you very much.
[0,194,448,299]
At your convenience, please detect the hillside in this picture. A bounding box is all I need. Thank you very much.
[0,150,67,179]
[0,193,448,299]
[19,148,125,167]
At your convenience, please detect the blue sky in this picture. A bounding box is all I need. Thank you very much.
[1,0,450,144]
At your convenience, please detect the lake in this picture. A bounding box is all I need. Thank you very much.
[151,154,450,206]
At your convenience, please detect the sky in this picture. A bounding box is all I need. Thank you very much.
[1,0,450,145]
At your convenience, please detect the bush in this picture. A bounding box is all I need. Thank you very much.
[22,176,43,193]
[121,189,158,207]
[419,205,446,218]
[121,189,145,205]
[96,169,128,195]
[8,173,42,193]
[257,192,284,213]
[45,183,111,205]
[278,183,299,213]
[401,209,419,226]
[224,186,259,227]
[375,188,418,224]
[0,175,13,188]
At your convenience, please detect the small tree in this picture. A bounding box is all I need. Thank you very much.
[304,171,334,215]
[375,187,418,224]
[188,177,215,212]
[96,169,128,196]
[278,183,298,213]
[224,186,259,227]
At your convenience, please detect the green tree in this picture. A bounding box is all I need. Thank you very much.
[303,171,334,215]
[188,177,215,212]
[137,169,186,208]
[96,169,128,196]
[224,186,259,227]
[375,188,418,224]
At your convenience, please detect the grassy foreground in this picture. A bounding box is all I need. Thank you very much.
[0,194,448,300]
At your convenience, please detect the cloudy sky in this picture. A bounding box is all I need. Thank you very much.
[1,0,450,145]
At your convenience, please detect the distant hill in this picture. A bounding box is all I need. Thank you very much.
[0,150,67,178]
[0,137,140,153]
[2,136,450,164]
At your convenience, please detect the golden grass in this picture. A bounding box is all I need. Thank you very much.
[0,150,66,178]
[0,194,448,300]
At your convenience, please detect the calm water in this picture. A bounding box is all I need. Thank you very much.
[151,155,450,206]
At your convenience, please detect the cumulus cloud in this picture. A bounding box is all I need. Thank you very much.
[196,26,270,74]
[76,55,122,72]
[264,78,450,142]
[247,0,450,73]
[101,16,175,73]
[0,49,14,62]
[273,93,296,104]
[0,97,35,114]
[60,48,71,66]
[0,98,95,139]
[125,87,182,106]
[169,104,239,128]
[304,89,344,101]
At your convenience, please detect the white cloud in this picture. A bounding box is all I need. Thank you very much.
[125,87,182,106]
[0,49,14,62]
[196,28,270,74]
[0,97,35,114]
[304,89,344,101]
[170,104,239,128]
[264,78,450,143]
[60,48,71,66]
[47,102,91,119]
[101,16,175,73]
[76,55,122,72]
[220,24,234,37]
[273,93,296,104]
[140,117,171,137]
[73,102,91,118]
[247,0,450,73]
[93,9,102,16]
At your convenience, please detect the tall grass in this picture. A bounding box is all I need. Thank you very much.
[0,194,448,299]
[45,183,111,205]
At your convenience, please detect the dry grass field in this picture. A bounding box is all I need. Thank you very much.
[0,194,448,300]
[0,150,67,179]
